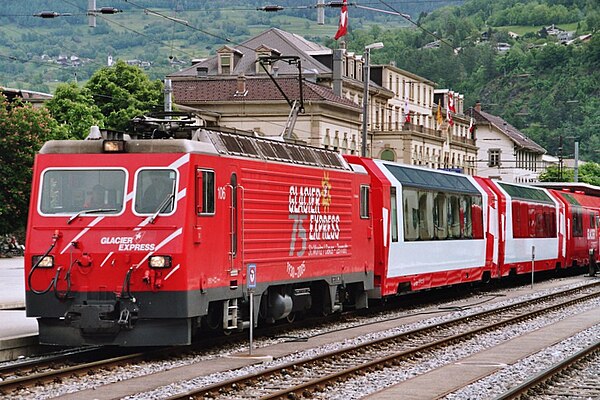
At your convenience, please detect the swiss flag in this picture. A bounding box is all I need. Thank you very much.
[447,112,454,127]
[447,92,455,126]
[334,2,348,40]
[448,92,456,113]
[468,117,475,137]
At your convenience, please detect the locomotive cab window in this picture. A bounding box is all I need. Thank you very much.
[39,169,126,215]
[134,169,177,214]
[196,169,215,215]
[360,185,370,219]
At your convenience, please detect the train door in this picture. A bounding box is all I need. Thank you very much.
[225,170,246,330]
[587,210,599,270]
[228,172,240,280]
[194,167,215,286]
[595,211,600,273]
[596,211,600,258]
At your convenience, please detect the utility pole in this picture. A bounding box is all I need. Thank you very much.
[574,141,579,183]
[88,0,96,27]
[558,135,563,181]
[317,0,325,24]
[88,0,121,27]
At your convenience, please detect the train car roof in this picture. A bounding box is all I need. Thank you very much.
[496,181,554,204]
[375,160,481,195]
[533,182,600,198]
[39,128,351,171]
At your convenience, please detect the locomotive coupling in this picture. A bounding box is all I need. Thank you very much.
[64,298,139,333]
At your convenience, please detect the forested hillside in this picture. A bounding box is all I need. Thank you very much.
[1,0,599,161]
[0,0,436,89]
[340,0,600,162]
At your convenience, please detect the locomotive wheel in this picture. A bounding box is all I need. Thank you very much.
[203,303,222,331]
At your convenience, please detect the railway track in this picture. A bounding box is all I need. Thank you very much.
[0,311,346,395]
[2,281,597,398]
[0,348,157,394]
[165,282,600,400]
[493,339,600,400]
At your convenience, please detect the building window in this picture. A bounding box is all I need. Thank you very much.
[381,149,395,161]
[488,149,501,167]
[220,54,231,75]
[256,53,271,74]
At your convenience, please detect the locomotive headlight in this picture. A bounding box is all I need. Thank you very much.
[33,255,54,268]
[103,140,125,153]
[149,255,172,269]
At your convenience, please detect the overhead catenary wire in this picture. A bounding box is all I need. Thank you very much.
[58,0,199,60]
[1,0,455,137]
[376,0,457,51]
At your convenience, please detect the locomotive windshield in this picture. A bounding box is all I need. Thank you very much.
[39,169,126,215]
[134,169,177,214]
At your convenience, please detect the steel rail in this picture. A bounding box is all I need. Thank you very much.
[0,352,149,393]
[492,338,600,400]
[166,282,600,399]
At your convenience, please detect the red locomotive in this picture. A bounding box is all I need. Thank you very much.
[24,117,599,346]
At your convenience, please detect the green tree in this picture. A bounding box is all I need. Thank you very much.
[84,60,163,131]
[578,162,600,186]
[539,165,572,182]
[539,162,600,185]
[0,95,68,234]
[45,83,105,139]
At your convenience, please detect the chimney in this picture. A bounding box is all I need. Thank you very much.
[332,49,343,97]
[475,101,482,112]
[235,74,247,96]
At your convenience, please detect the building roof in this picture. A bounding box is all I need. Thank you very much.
[473,109,546,154]
[1,87,53,103]
[172,77,360,110]
[168,28,332,78]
